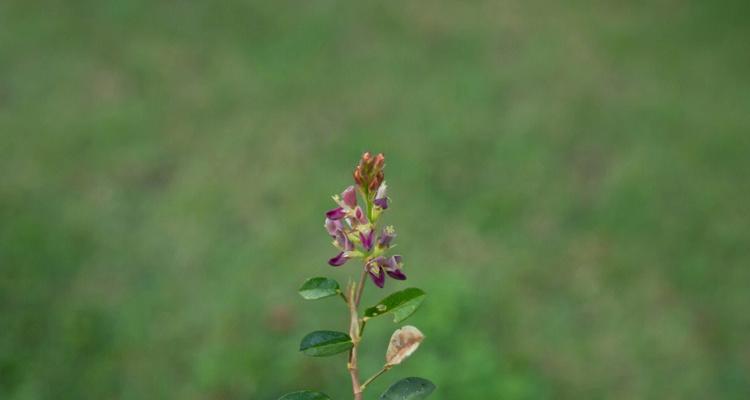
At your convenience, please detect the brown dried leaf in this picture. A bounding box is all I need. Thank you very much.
[385,325,425,367]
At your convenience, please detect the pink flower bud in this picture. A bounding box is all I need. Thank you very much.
[353,151,386,193]
[341,186,357,208]
[354,206,368,225]
[360,229,374,252]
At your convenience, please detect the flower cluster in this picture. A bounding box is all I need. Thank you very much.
[323,152,405,288]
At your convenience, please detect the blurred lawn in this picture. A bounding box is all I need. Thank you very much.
[2,1,750,399]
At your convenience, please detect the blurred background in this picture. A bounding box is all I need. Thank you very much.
[1,1,749,399]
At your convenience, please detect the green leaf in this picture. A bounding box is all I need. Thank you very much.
[299,330,353,357]
[278,390,331,400]
[298,277,341,300]
[379,377,436,400]
[364,288,426,323]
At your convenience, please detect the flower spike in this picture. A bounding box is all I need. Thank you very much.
[353,152,386,194]
[301,151,432,400]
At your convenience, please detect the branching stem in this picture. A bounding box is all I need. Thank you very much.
[347,282,363,400]
[348,195,375,400]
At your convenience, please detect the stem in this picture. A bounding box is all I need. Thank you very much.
[339,291,349,304]
[354,268,368,306]
[347,283,363,400]
[360,365,391,391]
[359,318,368,337]
[349,194,374,400]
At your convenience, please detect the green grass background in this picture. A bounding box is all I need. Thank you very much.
[1,1,749,399]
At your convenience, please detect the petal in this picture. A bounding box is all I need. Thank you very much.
[371,255,387,266]
[328,252,348,267]
[375,182,388,200]
[354,206,368,224]
[382,255,396,269]
[383,255,406,280]
[360,230,374,252]
[377,226,396,248]
[336,231,354,251]
[374,153,385,169]
[368,267,385,288]
[373,197,389,209]
[341,186,358,208]
[386,268,407,280]
[369,172,383,191]
[326,207,346,220]
[325,218,342,236]
[361,152,372,166]
[353,166,363,186]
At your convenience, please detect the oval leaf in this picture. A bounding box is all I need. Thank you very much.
[299,277,341,300]
[299,330,353,357]
[278,390,331,400]
[379,377,436,400]
[386,325,425,366]
[365,288,426,323]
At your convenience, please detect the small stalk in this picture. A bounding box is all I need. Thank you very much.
[339,290,349,304]
[355,267,368,306]
[360,365,391,391]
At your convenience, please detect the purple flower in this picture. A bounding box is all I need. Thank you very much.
[341,185,357,208]
[374,182,389,209]
[373,199,388,209]
[384,255,406,280]
[366,255,406,287]
[367,260,386,288]
[326,207,346,220]
[328,231,354,267]
[335,231,354,251]
[377,226,396,249]
[325,218,343,237]
[360,229,374,252]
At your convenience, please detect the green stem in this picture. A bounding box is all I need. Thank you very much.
[355,267,368,307]
[349,190,376,399]
[360,365,391,391]
[347,283,363,400]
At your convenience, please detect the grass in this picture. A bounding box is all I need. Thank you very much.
[1,1,749,399]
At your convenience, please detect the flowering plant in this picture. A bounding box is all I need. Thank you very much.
[279,153,434,400]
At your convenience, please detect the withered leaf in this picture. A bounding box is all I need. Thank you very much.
[385,325,425,366]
